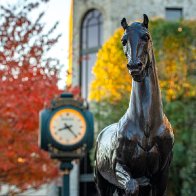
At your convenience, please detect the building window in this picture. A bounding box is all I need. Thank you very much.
[165,8,183,21]
[80,9,103,99]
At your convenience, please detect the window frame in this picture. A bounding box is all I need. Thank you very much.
[165,7,183,21]
[79,9,103,99]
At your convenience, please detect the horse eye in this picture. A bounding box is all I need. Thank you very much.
[121,39,127,46]
[142,34,149,42]
[121,34,128,46]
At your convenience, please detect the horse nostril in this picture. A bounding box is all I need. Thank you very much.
[137,62,143,68]
[129,63,137,70]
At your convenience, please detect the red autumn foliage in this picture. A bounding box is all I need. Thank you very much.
[0,0,63,193]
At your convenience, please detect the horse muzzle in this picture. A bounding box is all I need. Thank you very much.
[130,68,142,76]
[127,63,146,82]
[127,64,144,76]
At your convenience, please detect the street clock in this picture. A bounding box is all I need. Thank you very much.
[39,93,94,152]
[49,108,87,146]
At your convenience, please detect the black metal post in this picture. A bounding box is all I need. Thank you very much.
[60,162,73,196]
[62,172,69,196]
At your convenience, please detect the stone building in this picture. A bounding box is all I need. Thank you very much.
[70,0,196,100]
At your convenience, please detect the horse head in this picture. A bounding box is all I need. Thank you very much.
[121,14,153,82]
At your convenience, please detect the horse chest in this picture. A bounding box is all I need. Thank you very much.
[117,134,163,177]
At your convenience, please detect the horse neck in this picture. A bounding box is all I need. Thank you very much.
[127,53,163,134]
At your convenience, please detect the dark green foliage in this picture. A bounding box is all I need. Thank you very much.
[150,20,192,49]
[91,96,129,136]
[180,127,196,196]
[163,100,196,195]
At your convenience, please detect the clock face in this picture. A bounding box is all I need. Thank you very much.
[49,108,86,145]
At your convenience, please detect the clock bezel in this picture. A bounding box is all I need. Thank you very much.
[47,105,90,151]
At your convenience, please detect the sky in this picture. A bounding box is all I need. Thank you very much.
[1,0,72,89]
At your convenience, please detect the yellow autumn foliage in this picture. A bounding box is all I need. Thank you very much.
[89,20,196,103]
[89,28,131,103]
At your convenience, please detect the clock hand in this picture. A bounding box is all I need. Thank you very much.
[58,125,72,131]
[65,125,73,129]
[58,127,66,131]
[64,123,77,138]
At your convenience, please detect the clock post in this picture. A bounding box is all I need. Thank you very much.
[60,162,73,196]
[39,93,94,196]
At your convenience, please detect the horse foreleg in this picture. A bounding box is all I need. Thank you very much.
[152,152,172,196]
[95,166,116,196]
[115,162,139,196]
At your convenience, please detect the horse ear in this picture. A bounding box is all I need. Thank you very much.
[143,14,149,29]
[121,18,128,30]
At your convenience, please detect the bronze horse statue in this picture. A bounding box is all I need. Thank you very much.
[94,14,174,196]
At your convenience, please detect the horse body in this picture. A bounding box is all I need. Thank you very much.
[96,114,173,195]
[95,75,173,196]
[95,15,174,196]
